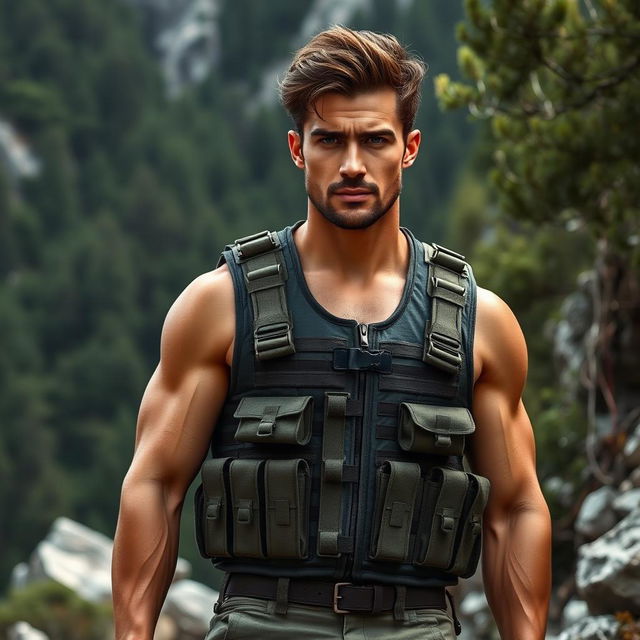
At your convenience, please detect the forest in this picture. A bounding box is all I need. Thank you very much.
[1,0,639,638]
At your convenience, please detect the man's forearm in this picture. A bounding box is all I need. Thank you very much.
[112,476,183,640]
[482,501,552,640]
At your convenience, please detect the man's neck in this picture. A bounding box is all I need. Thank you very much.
[293,206,409,286]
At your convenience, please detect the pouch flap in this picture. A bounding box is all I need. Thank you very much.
[401,403,475,436]
[234,395,312,419]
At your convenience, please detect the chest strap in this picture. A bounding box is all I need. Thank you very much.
[422,243,468,376]
[230,230,295,361]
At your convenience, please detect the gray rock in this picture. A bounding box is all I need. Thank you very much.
[459,590,489,617]
[575,486,618,540]
[557,615,619,640]
[7,622,49,640]
[561,599,589,628]
[28,517,113,602]
[624,422,640,467]
[613,488,640,518]
[163,579,218,638]
[577,508,640,613]
[16,517,192,604]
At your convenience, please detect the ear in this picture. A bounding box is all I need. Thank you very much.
[402,129,421,168]
[288,130,305,169]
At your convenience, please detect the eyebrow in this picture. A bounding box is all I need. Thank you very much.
[309,128,397,140]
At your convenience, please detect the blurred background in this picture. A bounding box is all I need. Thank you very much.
[0,0,638,638]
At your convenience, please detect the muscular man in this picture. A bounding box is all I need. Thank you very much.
[112,26,551,640]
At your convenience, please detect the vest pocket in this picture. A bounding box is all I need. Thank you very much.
[264,459,311,559]
[370,461,421,562]
[414,467,490,577]
[398,403,475,456]
[229,459,265,558]
[233,396,314,445]
[198,457,233,558]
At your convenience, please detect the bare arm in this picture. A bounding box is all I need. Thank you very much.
[112,266,235,640]
[468,288,552,640]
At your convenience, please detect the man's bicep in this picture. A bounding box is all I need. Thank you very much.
[468,383,538,512]
[127,270,234,494]
[469,289,539,510]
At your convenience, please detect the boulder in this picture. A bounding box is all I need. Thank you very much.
[561,599,589,628]
[7,622,49,640]
[27,518,113,602]
[16,517,191,603]
[574,486,618,540]
[577,508,640,614]
[612,488,640,518]
[163,579,218,639]
[556,615,619,640]
[624,422,640,468]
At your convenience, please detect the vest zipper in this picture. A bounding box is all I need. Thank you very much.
[358,323,369,348]
[345,322,374,580]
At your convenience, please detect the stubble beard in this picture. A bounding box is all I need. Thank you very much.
[306,177,402,230]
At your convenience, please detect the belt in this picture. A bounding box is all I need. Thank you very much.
[223,574,447,615]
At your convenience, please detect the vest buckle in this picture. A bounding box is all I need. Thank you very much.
[254,321,294,360]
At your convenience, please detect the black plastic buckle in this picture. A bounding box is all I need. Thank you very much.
[333,348,392,373]
[333,582,352,614]
[254,322,294,360]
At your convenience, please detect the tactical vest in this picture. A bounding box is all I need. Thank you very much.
[194,221,490,588]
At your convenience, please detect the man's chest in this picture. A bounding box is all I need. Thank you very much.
[303,272,406,325]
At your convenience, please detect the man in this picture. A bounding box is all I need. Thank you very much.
[112,26,551,640]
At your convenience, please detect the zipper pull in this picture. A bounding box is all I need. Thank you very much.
[358,323,369,349]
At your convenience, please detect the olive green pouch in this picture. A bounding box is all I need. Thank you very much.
[414,467,468,569]
[398,403,475,455]
[229,459,265,558]
[370,461,421,562]
[198,457,232,558]
[449,473,490,577]
[264,458,310,559]
[233,396,314,445]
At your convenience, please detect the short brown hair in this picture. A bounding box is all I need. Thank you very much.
[279,26,427,138]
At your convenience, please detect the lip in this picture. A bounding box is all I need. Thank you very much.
[333,188,372,202]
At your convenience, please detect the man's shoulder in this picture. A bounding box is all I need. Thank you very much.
[475,286,527,384]
[161,265,235,370]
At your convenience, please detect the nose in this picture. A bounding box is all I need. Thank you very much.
[340,142,366,179]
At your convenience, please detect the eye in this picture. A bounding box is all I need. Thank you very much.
[367,136,387,145]
[319,136,339,145]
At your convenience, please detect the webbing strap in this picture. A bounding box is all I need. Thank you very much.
[423,243,468,376]
[233,230,295,361]
[317,392,350,557]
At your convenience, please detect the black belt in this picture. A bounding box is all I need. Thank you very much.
[223,574,447,615]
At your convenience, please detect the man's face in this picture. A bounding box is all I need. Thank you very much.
[288,88,420,230]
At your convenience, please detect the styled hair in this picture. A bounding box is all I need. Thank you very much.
[279,26,427,138]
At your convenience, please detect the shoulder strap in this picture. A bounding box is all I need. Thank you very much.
[422,243,469,376]
[224,229,295,361]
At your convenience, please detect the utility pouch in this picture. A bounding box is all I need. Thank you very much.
[233,396,313,445]
[264,459,310,559]
[415,467,468,569]
[398,403,475,456]
[370,461,421,562]
[449,473,490,577]
[229,459,264,558]
[198,457,232,558]
[414,467,490,577]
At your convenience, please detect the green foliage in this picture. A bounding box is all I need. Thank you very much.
[0,581,112,640]
[437,0,640,253]
[443,0,640,589]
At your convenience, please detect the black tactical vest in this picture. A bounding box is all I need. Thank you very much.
[194,221,490,588]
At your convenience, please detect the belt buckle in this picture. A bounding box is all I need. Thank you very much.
[333,582,352,614]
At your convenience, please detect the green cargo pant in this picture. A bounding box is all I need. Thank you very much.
[205,596,457,639]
